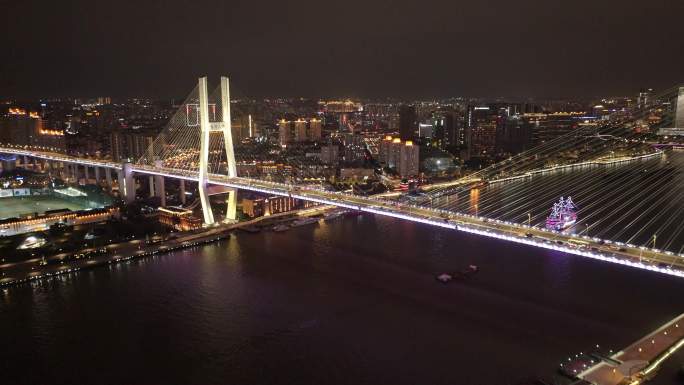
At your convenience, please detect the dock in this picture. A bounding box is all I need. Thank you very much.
[577,313,684,384]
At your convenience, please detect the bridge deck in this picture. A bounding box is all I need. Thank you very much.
[2,147,683,280]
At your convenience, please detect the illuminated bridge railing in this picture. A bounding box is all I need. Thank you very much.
[4,147,684,278]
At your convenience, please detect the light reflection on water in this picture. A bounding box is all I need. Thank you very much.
[1,215,684,385]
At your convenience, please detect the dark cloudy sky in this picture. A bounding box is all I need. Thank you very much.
[1,0,683,99]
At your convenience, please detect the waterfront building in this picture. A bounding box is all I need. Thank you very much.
[241,195,316,218]
[0,207,117,237]
[157,207,203,231]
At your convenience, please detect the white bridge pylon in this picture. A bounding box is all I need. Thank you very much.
[198,76,237,225]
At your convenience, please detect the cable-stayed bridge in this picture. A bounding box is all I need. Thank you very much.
[2,77,684,278]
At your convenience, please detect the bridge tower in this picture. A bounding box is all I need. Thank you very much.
[197,76,238,225]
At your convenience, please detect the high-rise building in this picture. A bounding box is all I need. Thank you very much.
[231,115,254,140]
[495,115,532,155]
[278,118,323,146]
[109,131,123,161]
[418,123,434,139]
[379,136,394,166]
[431,110,459,149]
[278,119,291,146]
[0,108,65,151]
[638,88,653,109]
[389,114,400,135]
[523,112,586,145]
[464,106,499,160]
[343,133,366,163]
[675,87,684,129]
[379,135,419,176]
[309,118,322,141]
[399,105,416,141]
[399,140,420,177]
[294,119,307,141]
[108,130,155,161]
[320,145,339,165]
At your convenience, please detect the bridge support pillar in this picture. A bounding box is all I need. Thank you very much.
[22,155,28,169]
[105,168,113,192]
[154,160,166,207]
[198,76,215,225]
[148,175,155,198]
[94,166,100,186]
[225,188,237,222]
[179,179,186,205]
[1,157,16,172]
[118,162,135,203]
[84,165,90,183]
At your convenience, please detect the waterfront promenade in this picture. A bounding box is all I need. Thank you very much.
[0,206,332,288]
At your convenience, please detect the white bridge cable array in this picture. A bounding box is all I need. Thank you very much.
[137,83,234,177]
[405,87,684,252]
[422,85,681,200]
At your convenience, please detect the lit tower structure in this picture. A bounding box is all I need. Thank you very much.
[198,76,238,225]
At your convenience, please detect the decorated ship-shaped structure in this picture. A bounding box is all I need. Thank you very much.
[545,196,577,230]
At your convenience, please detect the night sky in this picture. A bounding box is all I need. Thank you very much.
[2,0,683,99]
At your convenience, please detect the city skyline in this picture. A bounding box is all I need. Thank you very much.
[3,1,684,384]
[2,0,683,99]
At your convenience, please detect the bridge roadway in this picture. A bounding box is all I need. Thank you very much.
[2,147,683,278]
[139,164,684,278]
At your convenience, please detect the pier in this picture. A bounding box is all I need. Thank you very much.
[577,313,684,384]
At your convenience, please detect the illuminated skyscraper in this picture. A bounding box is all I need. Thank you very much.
[464,106,499,160]
[399,140,419,177]
[676,87,684,129]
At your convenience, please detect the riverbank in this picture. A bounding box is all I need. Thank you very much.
[0,206,334,289]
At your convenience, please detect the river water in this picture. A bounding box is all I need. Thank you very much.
[2,214,684,385]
